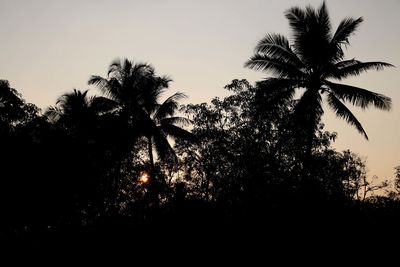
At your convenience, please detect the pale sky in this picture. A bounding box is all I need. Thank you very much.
[1,0,399,181]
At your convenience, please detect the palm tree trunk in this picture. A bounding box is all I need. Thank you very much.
[147,136,159,208]
[300,109,317,204]
[302,88,320,180]
[301,108,327,206]
[148,136,155,172]
[304,88,319,170]
[305,125,314,174]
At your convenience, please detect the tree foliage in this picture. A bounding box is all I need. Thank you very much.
[0,2,398,249]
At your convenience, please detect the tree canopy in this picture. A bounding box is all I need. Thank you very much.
[0,2,398,253]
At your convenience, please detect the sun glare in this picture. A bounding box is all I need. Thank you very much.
[138,171,150,185]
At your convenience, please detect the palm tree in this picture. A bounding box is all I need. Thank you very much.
[245,2,392,159]
[88,59,193,186]
[45,89,120,215]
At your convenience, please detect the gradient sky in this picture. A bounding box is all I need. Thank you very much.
[1,0,399,181]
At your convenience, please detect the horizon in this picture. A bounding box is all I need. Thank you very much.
[1,0,399,181]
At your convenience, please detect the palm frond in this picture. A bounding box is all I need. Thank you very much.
[329,61,394,80]
[88,76,121,100]
[134,62,155,77]
[334,59,359,68]
[160,116,192,127]
[143,76,172,107]
[255,78,300,111]
[317,2,332,41]
[254,33,304,68]
[44,106,62,122]
[154,92,187,120]
[88,75,110,92]
[108,58,123,77]
[326,81,392,110]
[160,124,195,142]
[122,58,133,78]
[90,96,119,114]
[158,75,173,88]
[245,54,306,78]
[152,129,177,163]
[285,6,307,38]
[331,17,363,45]
[327,92,368,139]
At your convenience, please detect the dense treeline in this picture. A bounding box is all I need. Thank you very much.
[0,3,399,250]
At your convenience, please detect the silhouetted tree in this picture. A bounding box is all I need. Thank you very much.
[394,166,400,191]
[141,92,193,202]
[0,5,398,246]
[0,80,38,132]
[46,89,117,127]
[174,78,386,219]
[47,89,129,212]
[245,2,392,169]
[144,92,192,168]
[88,58,169,125]
[89,59,193,206]
[176,80,274,205]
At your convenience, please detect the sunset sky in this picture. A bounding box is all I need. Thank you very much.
[1,0,399,181]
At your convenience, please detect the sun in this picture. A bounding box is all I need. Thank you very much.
[138,171,150,185]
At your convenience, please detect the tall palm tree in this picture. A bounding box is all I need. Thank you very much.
[245,2,392,159]
[88,59,193,184]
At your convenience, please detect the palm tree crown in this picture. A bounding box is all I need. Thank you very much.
[88,58,193,166]
[46,89,117,127]
[88,59,170,121]
[245,2,392,141]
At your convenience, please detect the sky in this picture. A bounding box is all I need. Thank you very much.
[0,0,399,181]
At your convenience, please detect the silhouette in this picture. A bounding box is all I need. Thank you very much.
[0,3,399,254]
[88,58,193,205]
[142,92,192,169]
[245,2,392,156]
[46,89,117,126]
[43,89,128,217]
[0,80,38,132]
[244,3,393,202]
